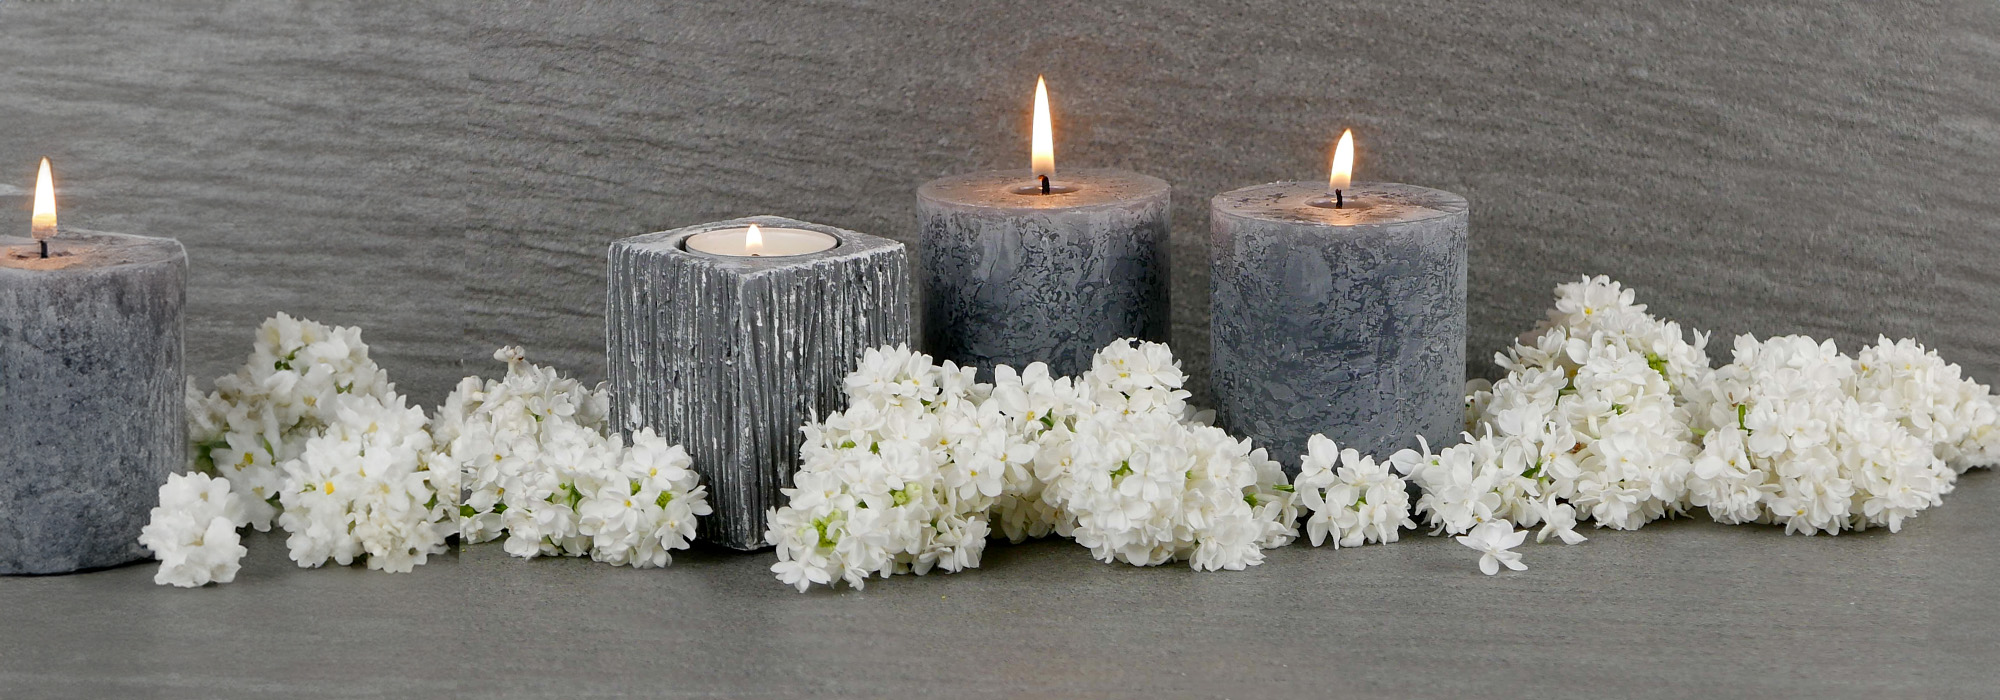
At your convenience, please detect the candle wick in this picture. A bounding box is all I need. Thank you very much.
[1040,175,1050,196]
[39,240,48,259]
[1335,189,1343,209]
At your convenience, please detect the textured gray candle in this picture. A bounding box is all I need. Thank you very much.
[607,216,911,550]
[1210,182,1468,471]
[1,230,187,574]
[918,168,1170,379]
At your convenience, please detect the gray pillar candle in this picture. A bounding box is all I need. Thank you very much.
[1,230,187,574]
[917,168,1170,379]
[1210,181,1468,472]
[607,216,911,550]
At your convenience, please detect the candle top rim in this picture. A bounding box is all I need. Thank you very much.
[919,167,1169,210]
[0,229,185,272]
[614,216,904,270]
[683,225,841,258]
[1212,181,1466,227]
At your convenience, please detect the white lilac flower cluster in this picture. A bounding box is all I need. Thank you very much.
[149,320,709,586]
[185,313,402,531]
[1042,343,1297,570]
[433,347,710,568]
[766,340,1298,592]
[276,393,454,573]
[137,473,251,587]
[1448,275,1709,534]
[1682,335,1962,535]
[1392,276,2000,574]
[149,314,451,582]
[1292,434,1415,549]
[1851,338,2000,472]
[142,283,2000,586]
[764,348,996,591]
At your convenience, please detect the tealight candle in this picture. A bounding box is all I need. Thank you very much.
[918,76,1170,379]
[684,223,838,257]
[1,159,187,574]
[1210,131,1468,471]
[608,216,911,550]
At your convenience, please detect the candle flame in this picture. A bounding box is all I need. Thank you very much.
[1031,76,1054,179]
[32,157,56,240]
[745,223,763,255]
[1329,129,1354,193]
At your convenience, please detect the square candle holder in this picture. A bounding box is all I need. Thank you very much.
[607,216,911,550]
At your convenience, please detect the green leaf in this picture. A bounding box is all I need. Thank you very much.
[1272,484,1295,493]
[459,504,478,518]
[192,438,230,473]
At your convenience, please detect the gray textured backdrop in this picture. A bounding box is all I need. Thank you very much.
[3,0,1996,409]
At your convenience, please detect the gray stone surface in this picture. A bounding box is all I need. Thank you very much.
[608,216,911,550]
[918,168,1171,378]
[1211,182,1468,468]
[0,470,1993,698]
[0,230,185,574]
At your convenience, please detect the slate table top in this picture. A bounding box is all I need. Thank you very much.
[4,470,1993,699]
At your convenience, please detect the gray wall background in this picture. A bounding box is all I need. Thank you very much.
[3,1,1996,409]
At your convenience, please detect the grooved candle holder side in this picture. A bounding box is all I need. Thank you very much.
[607,216,911,550]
